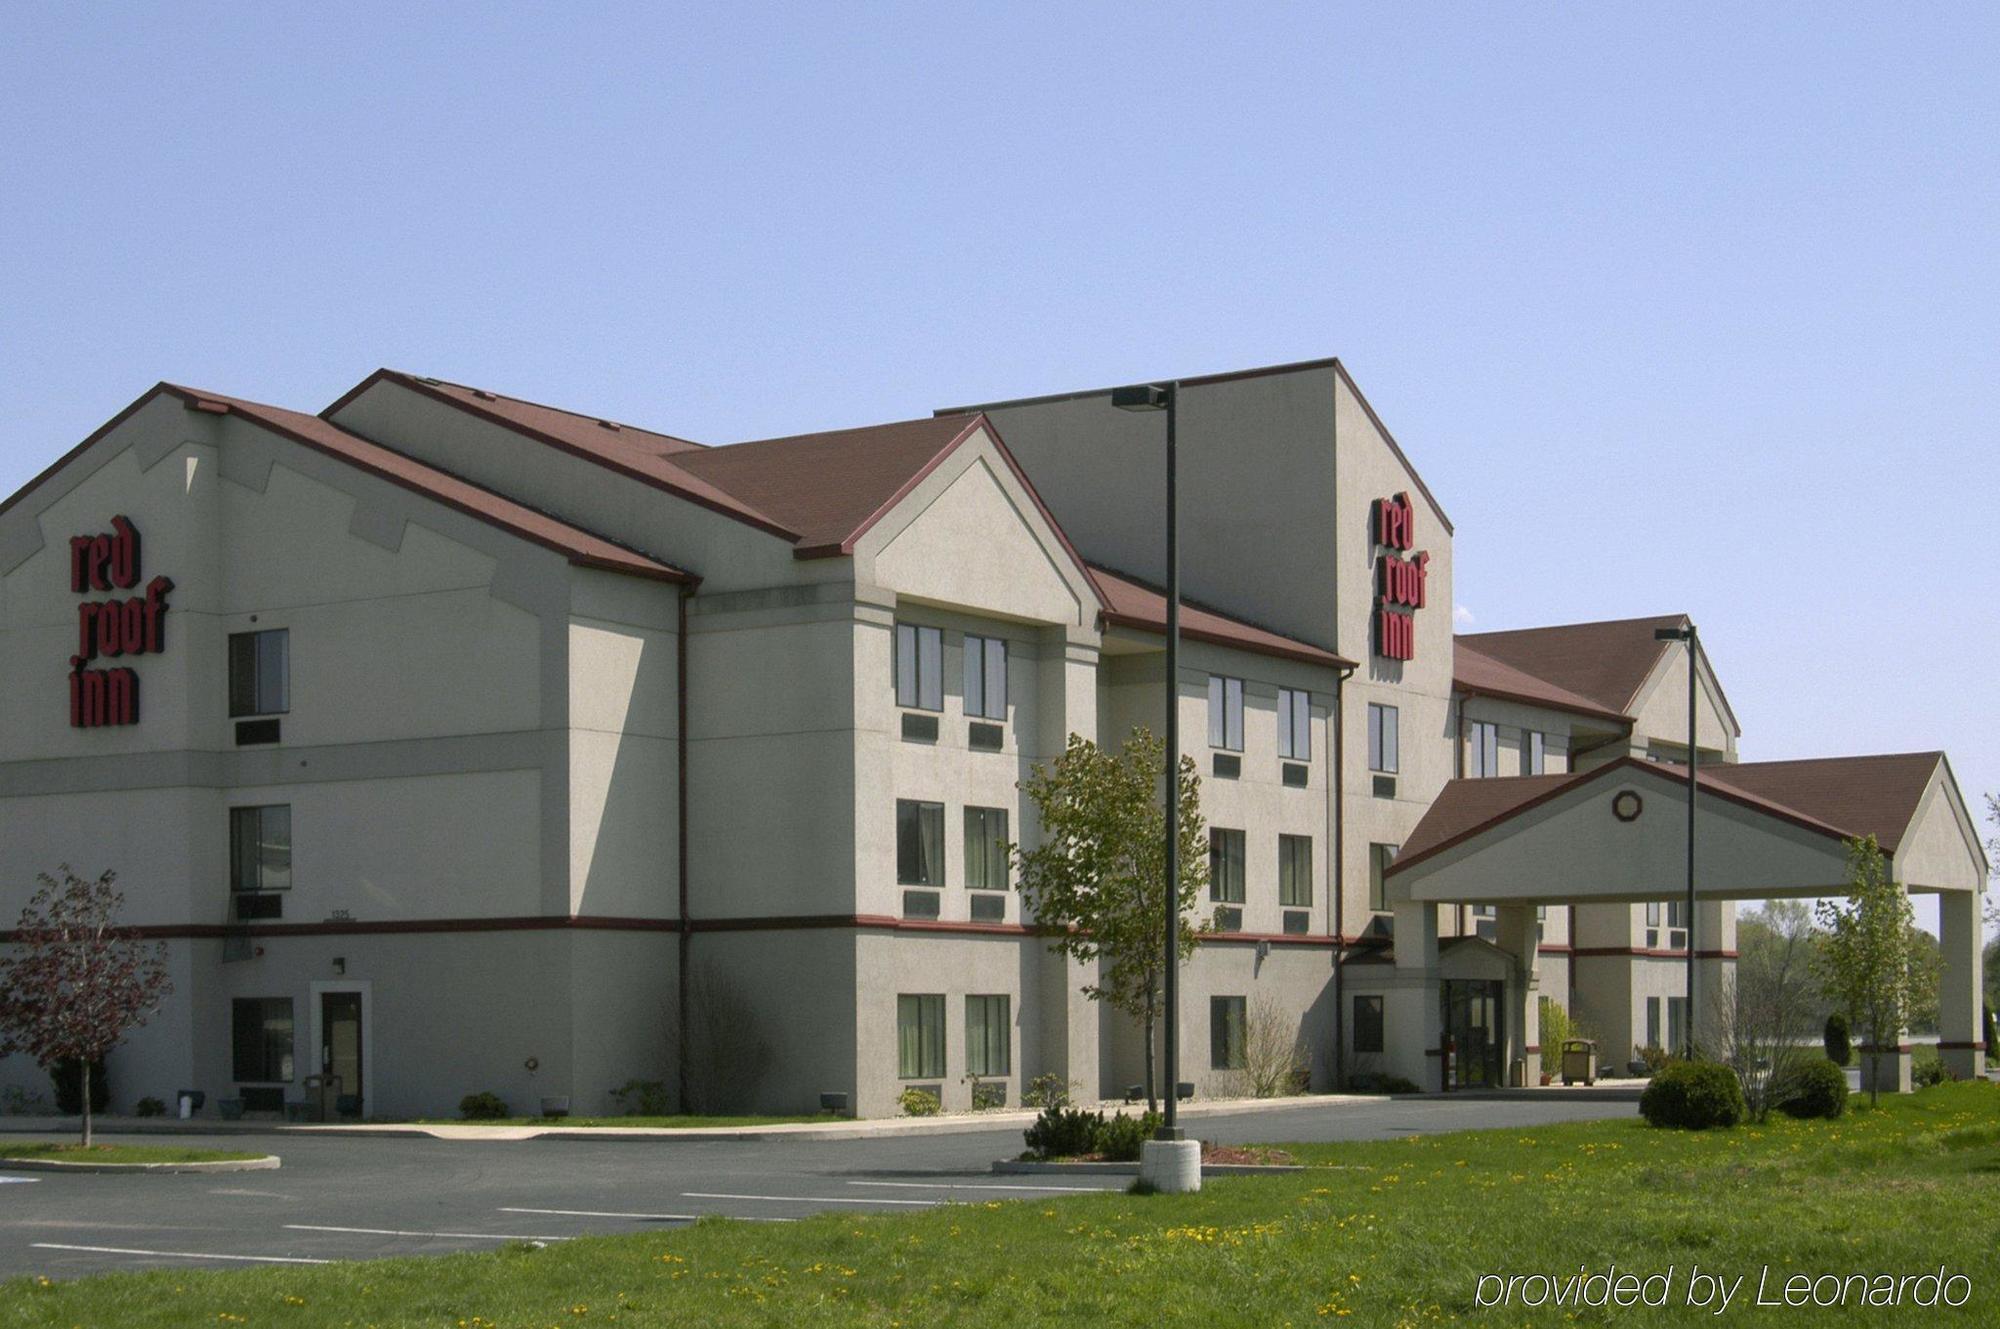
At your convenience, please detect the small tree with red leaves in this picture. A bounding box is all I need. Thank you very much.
[0,866,171,1146]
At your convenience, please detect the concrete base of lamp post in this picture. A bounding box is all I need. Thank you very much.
[1139,1138,1202,1193]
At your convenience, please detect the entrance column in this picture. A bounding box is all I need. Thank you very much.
[1389,898,1444,1092]
[1494,905,1540,1086]
[1939,890,1987,1081]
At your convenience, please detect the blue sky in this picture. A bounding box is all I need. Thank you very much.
[3,5,1993,927]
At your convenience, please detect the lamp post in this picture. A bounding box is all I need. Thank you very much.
[1654,621,1698,1059]
[1110,380,1184,1143]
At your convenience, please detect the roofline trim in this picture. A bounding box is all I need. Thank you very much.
[0,382,176,524]
[1453,678,1634,727]
[1098,610,1354,669]
[791,413,989,558]
[1331,360,1455,536]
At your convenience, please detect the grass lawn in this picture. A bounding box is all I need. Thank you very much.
[406,1114,834,1129]
[0,1143,268,1165]
[6,1082,1998,1326]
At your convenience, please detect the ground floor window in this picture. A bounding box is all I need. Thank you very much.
[231,997,295,1083]
[1352,995,1384,1054]
[1210,996,1246,1070]
[965,995,1011,1076]
[897,994,945,1079]
[1368,843,1398,912]
[1667,996,1688,1053]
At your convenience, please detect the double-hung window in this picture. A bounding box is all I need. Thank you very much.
[1369,842,1398,913]
[895,623,942,711]
[1278,834,1312,908]
[228,629,289,717]
[1665,899,1688,950]
[1209,828,1245,904]
[1210,996,1247,1070]
[230,805,292,894]
[1207,676,1243,751]
[896,994,945,1079]
[1524,730,1547,775]
[1367,703,1399,773]
[965,995,1010,1076]
[1277,688,1310,761]
[1467,721,1500,778]
[964,807,1009,891]
[962,634,1006,720]
[896,800,945,886]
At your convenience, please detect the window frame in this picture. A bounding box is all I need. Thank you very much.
[1207,675,1244,752]
[229,804,293,894]
[896,993,946,1079]
[963,806,1009,892]
[1278,833,1312,908]
[1468,721,1500,778]
[1524,729,1547,776]
[965,994,1011,1077]
[230,996,295,1084]
[1368,842,1399,913]
[1277,687,1310,761]
[227,628,290,719]
[962,634,1007,721]
[1352,994,1385,1054]
[895,799,946,887]
[894,623,943,712]
[1208,827,1246,904]
[1210,995,1247,1070]
[1367,703,1399,774]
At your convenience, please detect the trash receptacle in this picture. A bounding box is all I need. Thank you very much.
[176,1090,205,1119]
[303,1073,340,1123]
[1560,1039,1598,1086]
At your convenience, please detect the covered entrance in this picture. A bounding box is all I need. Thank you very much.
[1443,979,1504,1088]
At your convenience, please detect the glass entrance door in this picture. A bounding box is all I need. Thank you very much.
[321,992,363,1111]
[1442,980,1504,1088]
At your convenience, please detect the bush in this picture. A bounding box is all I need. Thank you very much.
[1911,1045,1952,1088]
[898,1087,941,1117]
[1021,1073,1075,1109]
[48,1059,109,1116]
[1639,1060,1744,1130]
[608,1079,672,1116]
[1346,1071,1421,1095]
[1776,1058,1848,1119]
[1636,1044,1675,1075]
[1023,1105,1104,1159]
[1097,1111,1161,1162]
[968,1079,1007,1111]
[1985,1005,1997,1060]
[1539,997,1572,1054]
[133,1096,167,1118]
[1824,1013,1851,1066]
[458,1091,510,1120]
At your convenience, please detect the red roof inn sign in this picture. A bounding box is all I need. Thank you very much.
[67,516,173,727]
[1373,492,1427,661]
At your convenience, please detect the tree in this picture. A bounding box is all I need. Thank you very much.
[1812,838,1940,1106]
[1015,728,1207,1112]
[0,867,171,1145]
[1239,995,1308,1098]
[1715,898,1820,1122]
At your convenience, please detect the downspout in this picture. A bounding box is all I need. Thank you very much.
[1331,661,1354,1092]
[676,583,692,1113]
[1454,694,1468,937]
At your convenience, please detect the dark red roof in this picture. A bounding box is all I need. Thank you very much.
[167,386,691,584]
[1456,615,1685,715]
[1088,564,1354,669]
[1453,639,1631,724]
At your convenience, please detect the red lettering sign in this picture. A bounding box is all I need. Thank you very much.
[1371,493,1425,661]
[67,517,168,728]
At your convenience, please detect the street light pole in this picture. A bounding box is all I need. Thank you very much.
[1656,621,1699,1059]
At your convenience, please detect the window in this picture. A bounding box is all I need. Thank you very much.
[228,629,289,717]
[231,997,294,1082]
[895,623,942,711]
[962,634,1006,720]
[1369,843,1399,913]
[1210,996,1246,1070]
[1524,730,1546,776]
[896,994,945,1078]
[1467,721,1499,778]
[1278,834,1312,908]
[1665,899,1688,950]
[964,807,1009,891]
[1536,904,1547,943]
[1277,687,1310,760]
[1471,904,1495,919]
[1667,996,1688,1053]
[230,805,292,893]
[896,800,945,886]
[1645,900,1661,948]
[965,995,1010,1076]
[1352,995,1384,1054]
[1207,675,1243,751]
[1367,703,1399,773]
[1208,828,1245,904]
[1646,997,1663,1050]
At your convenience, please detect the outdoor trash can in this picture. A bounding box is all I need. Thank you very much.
[1560,1039,1598,1086]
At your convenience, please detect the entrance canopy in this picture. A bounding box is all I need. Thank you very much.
[1388,752,1987,906]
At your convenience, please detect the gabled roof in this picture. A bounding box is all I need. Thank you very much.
[1088,564,1355,670]
[1453,639,1631,724]
[1455,614,1686,715]
[166,386,692,584]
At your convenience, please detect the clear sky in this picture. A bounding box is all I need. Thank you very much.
[3,5,1993,929]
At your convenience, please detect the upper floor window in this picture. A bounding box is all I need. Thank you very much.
[228,629,289,717]
[1524,730,1546,775]
[1367,703,1399,773]
[1278,834,1312,908]
[1208,828,1245,904]
[1207,676,1243,751]
[230,805,292,893]
[1368,842,1399,912]
[895,624,942,711]
[964,806,1010,891]
[1277,688,1311,761]
[963,635,1006,720]
[896,799,945,886]
[1467,721,1500,778]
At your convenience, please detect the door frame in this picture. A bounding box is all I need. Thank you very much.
[1441,979,1505,1089]
[308,981,373,1119]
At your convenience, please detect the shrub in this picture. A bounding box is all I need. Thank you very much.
[1911,1045,1951,1088]
[458,1091,510,1120]
[1823,1012,1852,1066]
[608,1079,672,1116]
[1639,1060,1744,1130]
[133,1096,167,1118]
[1636,1044,1675,1075]
[968,1078,1007,1111]
[1023,1105,1104,1159]
[1539,997,1572,1054]
[1097,1111,1161,1162]
[48,1058,109,1116]
[898,1087,941,1117]
[1345,1071,1420,1095]
[1985,1005,1997,1061]
[1776,1058,1848,1119]
[1021,1073,1075,1109]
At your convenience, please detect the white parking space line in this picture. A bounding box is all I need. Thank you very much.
[501,1207,699,1221]
[682,1191,937,1207]
[0,1176,40,1185]
[847,1180,1123,1193]
[32,1243,330,1266]
[284,1223,568,1242]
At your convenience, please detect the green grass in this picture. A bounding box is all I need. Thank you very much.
[0,1142,267,1165]
[6,1082,1999,1326]
[406,1114,833,1129]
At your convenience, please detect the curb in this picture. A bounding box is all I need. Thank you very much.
[0,1154,281,1174]
[993,1159,1303,1177]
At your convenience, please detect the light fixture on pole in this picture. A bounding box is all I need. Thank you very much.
[1110,380,1184,1144]
[1654,621,1699,1059]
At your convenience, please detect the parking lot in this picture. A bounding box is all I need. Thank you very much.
[1,1095,1637,1280]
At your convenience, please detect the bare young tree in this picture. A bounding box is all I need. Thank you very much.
[1714,898,1819,1121]
[1239,995,1307,1098]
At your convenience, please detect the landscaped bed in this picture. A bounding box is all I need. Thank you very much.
[7,1082,1998,1325]
[409,1114,835,1129]
[0,1142,272,1169]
